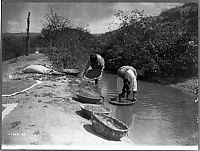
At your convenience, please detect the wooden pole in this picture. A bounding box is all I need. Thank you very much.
[26,12,30,56]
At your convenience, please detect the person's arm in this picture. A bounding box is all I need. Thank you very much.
[83,60,91,74]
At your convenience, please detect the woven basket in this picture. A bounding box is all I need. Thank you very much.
[91,113,129,140]
[83,69,102,80]
[80,104,111,118]
[76,92,102,104]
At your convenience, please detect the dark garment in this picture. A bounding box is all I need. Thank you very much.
[95,79,98,84]
[121,78,131,98]
[91,62,103,70]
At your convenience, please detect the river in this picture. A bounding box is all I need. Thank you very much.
[98,73,198,145]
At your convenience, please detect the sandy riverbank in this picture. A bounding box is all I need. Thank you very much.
[2,53,198,149]
[2,53,133,149]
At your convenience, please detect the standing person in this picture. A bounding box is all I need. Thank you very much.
[117,66,137,102]
[83,54,105,84]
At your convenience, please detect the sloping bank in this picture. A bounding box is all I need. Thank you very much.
[170,78,198,97]
[2,53,133,149]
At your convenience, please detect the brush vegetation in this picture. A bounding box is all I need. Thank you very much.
[2,3,198,83]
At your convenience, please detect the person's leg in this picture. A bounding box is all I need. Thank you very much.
[118,93,125,102]
[132,91,136,101]
[95,79,98,84]
[118,94,122,102]
[126,89,131,98]
[124,82,130,99]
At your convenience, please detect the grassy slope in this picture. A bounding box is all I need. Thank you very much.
[170,77,198,96]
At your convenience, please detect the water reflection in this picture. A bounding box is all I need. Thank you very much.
[114,105,137,128]
[99,73,118,97]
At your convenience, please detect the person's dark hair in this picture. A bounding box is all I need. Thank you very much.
[117,69,125,78]
[90,54,97,62]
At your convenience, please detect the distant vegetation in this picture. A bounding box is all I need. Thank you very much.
[2,33,40,61]
[2,3,198,83]
[99,2,198,83]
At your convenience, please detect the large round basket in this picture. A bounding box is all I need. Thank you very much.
[109,97,137,106]
[80,104,111,118]
[91,113,129,141]
[83,69,102,80]
[76,91,102,104]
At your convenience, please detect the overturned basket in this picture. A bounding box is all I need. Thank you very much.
[91,113,129,141]
[80,104,111,118]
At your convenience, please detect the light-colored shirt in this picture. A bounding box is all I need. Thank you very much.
[117,69,137,94]
[118,66,137,78]
[126,69,137,92]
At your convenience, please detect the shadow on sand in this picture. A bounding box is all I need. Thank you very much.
[83,124,121,142]
[75,110,91,120]
[72,96,83,103]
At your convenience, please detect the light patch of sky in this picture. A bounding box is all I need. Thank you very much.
[113,3,181,16]
[2,2,182,34]
[88,16,121,34]
[26,3,49,32]
[7,20,24,33]
[88,3,182,34]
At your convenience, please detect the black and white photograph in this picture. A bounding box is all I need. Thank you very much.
[1,0,199,150]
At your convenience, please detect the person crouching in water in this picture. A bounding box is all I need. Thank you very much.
[83,54,105,84]
[117,66,137,102]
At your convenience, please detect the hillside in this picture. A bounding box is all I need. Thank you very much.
[98,2,198,83]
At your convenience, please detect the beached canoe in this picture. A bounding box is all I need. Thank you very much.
[109,97,137,106]
[80,104,111,118]
[91,113,129,140]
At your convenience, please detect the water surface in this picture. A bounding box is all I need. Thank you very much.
[98,73,198,145]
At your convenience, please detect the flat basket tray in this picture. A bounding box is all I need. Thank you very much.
[76,92,102,104]
[91,113,129,140]
[84,69,102,80]
[80,104,111,118]
[109,97,137,106]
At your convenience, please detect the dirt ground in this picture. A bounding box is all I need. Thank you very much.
[2,53,133,149]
